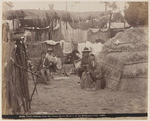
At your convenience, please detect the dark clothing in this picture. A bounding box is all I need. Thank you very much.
[64,50,80,64]
[44,57,57,72]
[64,53,72,64]
[81,55,90,67]
[78,67,86,79]
[78,54,90,78]
[71,50,80,61]
[78,57,102,83]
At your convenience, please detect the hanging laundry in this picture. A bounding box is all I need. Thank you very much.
[61,21,87,43]
[60,40,72,54]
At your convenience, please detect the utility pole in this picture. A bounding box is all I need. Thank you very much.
[66,1,68,29]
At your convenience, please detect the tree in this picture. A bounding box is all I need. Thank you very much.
[124,2,148,27]
[112,12,124,22]
[100,2,117,12]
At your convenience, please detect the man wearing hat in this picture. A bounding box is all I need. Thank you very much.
[43,47,58,83]
[77,47,91,79]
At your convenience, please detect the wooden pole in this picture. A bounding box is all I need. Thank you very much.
[66,1,68,29]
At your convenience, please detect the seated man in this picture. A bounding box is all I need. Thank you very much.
[43,47,58,83]
[78,47,91,79]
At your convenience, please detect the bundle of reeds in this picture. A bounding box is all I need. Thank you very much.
[98,27,148,92]
[98,53,124,90]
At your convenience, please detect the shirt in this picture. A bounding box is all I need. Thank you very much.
[45,53,57,64]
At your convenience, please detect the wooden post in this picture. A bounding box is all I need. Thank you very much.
[108,13,112,30]
[66,1,68,30]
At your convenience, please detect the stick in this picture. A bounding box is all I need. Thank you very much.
[29,65,38,96]
[10,59,40,101]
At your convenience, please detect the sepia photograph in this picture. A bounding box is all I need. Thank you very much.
[1,0,148,119]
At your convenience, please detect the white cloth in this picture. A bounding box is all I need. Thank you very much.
[45,53,58,64]
[89,28,100,33]
[78,41,103,57]
[56,58,62,70]
[42,40,59,45]
[60,40,72,54]
[53,23,60,31]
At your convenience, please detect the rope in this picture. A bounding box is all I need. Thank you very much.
[102,50,147,53]
[122,76,148,78]
[124,61,148,65]
[99,61,123,72]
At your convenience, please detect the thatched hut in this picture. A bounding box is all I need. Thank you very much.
[97,27,148,94]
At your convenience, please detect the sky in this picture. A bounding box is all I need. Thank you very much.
[11,1,126,12]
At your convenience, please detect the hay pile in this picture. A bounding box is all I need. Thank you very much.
[97,27,148,93]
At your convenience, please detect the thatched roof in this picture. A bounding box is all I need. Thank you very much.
[4,9,111,28]
[97,27,148,91]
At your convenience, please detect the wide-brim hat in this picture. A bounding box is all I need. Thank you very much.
[47,47,53,51]
[82,47,91,53]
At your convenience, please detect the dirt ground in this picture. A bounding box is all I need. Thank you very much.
[28,73,147,115]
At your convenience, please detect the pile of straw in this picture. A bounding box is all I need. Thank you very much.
[98,27,148,93]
